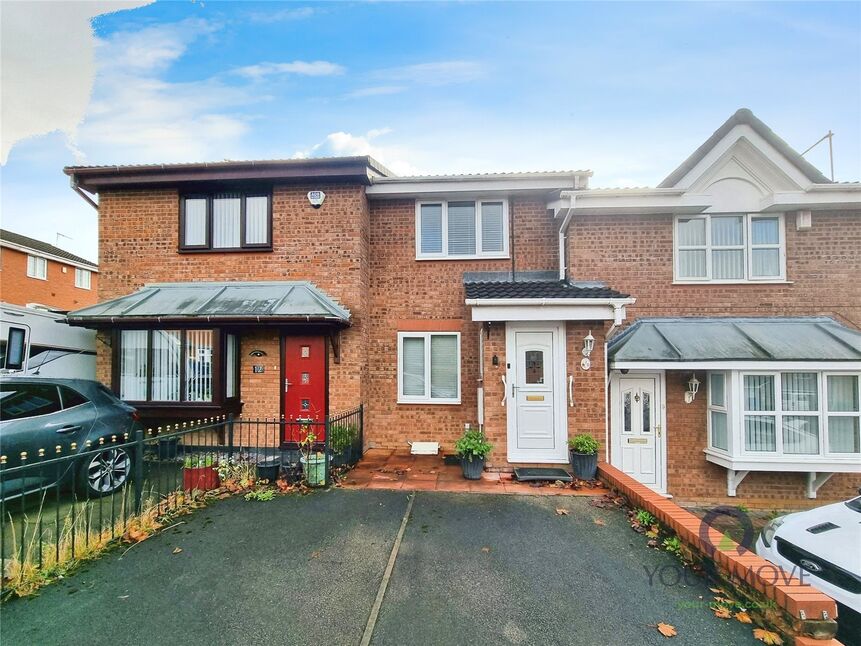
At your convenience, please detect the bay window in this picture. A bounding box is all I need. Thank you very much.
[706,369,861,463]
[118,329,239,405]
[397,332,461,404]
[674,213,785,282]
[416,200,508,259]
[181,193,271,251]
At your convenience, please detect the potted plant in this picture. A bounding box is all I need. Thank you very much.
[298,430,327,487]
[182,454,219,492]
[454,428,492,480]
[568,434,599,480]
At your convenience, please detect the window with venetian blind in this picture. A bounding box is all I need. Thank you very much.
[181,193,271,250]
[674,214,785,282]
[397,332,461,404]
[416,200,508,259]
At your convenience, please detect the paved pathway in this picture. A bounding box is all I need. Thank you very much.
[1,490,760,645]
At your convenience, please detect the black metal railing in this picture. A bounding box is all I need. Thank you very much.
[0,405,363,596]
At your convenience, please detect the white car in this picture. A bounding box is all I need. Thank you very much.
[756,494,861,642]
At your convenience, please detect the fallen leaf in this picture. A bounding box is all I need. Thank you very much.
[480,546,491,553]
[310,551,321,559]
[734,611,752,624]
[713,606,732,619]
[555,508,569,516]
[713,596,732,605]
[172,547,182,554]
[709,587,724,594]
[593,518,606,526]
[656,622,677,638]
[752,628,783,645]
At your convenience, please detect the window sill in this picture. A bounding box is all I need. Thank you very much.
[27,275,48,281]
[397,398,462,406]
[415,255,509,262]
[672,280,793,285]
[179,247,273,254]
[704,448,861,472]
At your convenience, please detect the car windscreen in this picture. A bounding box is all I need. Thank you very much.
[846,497,861,513]
[0,383,63,421]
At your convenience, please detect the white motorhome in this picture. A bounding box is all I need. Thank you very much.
[0,302,96,379]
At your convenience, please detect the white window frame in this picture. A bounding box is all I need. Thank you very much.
[415,200,509,260]
[26,255,47,280]
[396,331,461,404]
[74,267,92,290]
[673,213,786,283]
[707,369,861,464]
[707,371,731,453]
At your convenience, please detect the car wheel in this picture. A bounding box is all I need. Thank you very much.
[79,446,132,497]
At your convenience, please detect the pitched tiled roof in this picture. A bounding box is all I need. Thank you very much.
[0,229,97,268]
[464,280,629,300]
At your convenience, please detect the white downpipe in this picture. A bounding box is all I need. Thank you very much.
[557,194,575,280]
[477,327,485,428]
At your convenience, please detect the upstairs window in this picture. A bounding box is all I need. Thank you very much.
[181,193,271,251]
[26,255,47,280]
[75,268,92,289]
[674,214,785,282]
[416,200,508,259]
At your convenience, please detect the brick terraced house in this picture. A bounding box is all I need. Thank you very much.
[63,109,861,507]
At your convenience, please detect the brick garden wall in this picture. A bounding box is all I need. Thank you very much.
[573,210,861,504]
[1,246,98,311]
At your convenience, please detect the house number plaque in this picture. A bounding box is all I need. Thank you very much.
[253,365,265,374]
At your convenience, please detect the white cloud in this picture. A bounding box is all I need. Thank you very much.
[294,129,419,175]
[233,61,345,80]
[373,60,486,86]
[345,85,406,98]
[71,18,260,164]
[246,6,315,23]
[0,0,152,164]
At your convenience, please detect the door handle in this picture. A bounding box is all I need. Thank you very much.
[568,375,574,407]
[655,425,662,438]
[284,379,291,393]
[501,376,507,407]
[56,425,82,434]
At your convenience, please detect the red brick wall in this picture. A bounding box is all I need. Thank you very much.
[574,211,861,504]
[366,196,559,452]
[1,246,98,310]
[96,184,370,417]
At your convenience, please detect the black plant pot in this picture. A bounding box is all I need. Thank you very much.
[460,456,485,480]
[256,457,282,482]
[569,451,598,480]
[157,438,178,460]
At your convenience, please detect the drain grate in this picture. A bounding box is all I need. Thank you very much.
[513,467,573,482]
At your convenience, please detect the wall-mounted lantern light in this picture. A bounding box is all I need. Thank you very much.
[249,350,267,357]
[580,330,595,370]
[685,374,700,404]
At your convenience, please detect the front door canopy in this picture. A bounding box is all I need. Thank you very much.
[65,281,351,328]
[609,317,861,370]
[465,279,634,323]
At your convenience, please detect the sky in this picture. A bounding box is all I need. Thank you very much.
[1,1,859,263]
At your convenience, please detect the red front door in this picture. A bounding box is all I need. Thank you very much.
[282,335,327,443]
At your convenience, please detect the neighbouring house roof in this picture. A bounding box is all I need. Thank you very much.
[609,317,861,364]
[0,229,98,269]
[464,280,629,301]
[64,156,394,194]
[658,108,832,188]
[65,281,350,327]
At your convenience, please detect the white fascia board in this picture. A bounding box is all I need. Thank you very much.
[465,297,635,306]
[366,177,580,197]
[556,189,710,216]
[468,300,632,322]
[759,189,861,212]
[610,360,861,371]
[0,241,99,272]
[704,449,861,473]
[672,125,814,190]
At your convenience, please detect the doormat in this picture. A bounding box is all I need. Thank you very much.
[513,467,573,482]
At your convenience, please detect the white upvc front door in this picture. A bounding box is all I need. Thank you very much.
[506,322,568,463]
[610,372,667,493]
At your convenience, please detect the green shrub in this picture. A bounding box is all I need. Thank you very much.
[329,423,358,453]
[454,428,492,461]
[183,454,215,469]
[663,536,682,556]
[635,509,656,527]
[244,488,275,502]
[567,434,599,455]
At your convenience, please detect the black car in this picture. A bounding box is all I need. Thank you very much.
[0,377,142,500]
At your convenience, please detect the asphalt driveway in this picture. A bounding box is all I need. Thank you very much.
[1,490,759,646]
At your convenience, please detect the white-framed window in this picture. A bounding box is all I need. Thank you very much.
[397,332,461,404]
[706,369,860,462]
[415,200,509,260]
[74,268,92,290]
[708,372,729,451]
[26,255,47,280]
[674,213,785,282]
